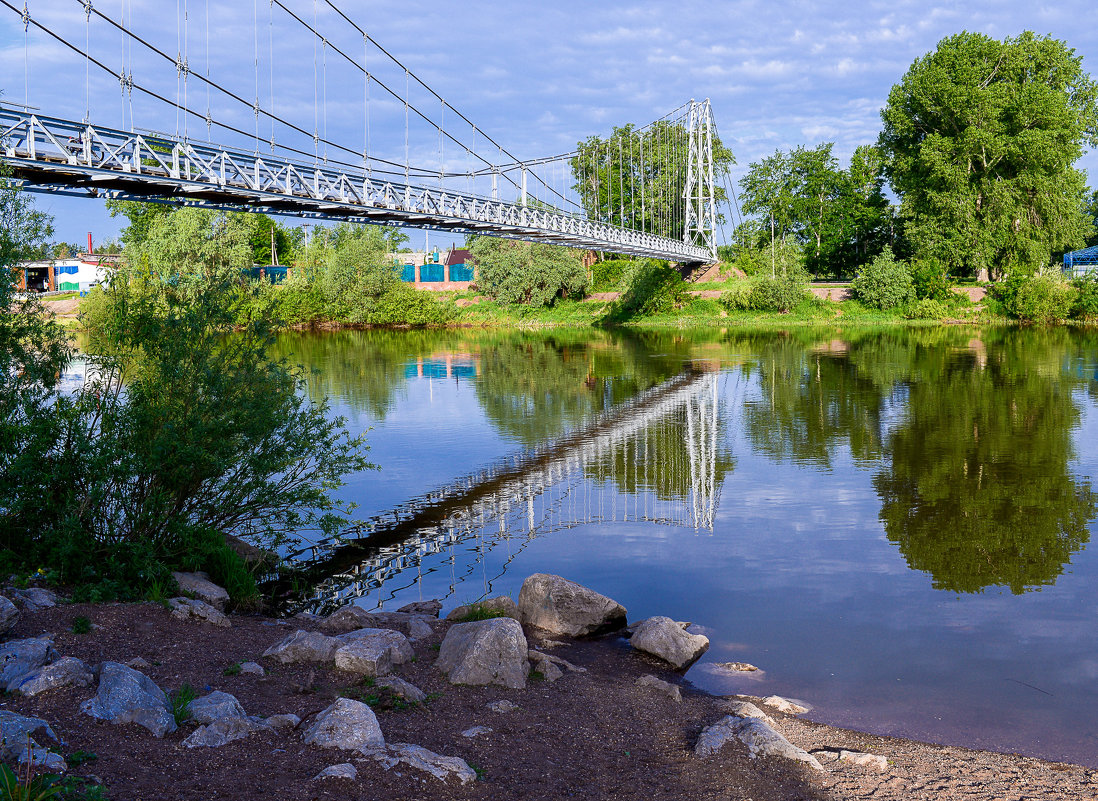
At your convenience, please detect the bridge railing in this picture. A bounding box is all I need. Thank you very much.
[0,109,711,263]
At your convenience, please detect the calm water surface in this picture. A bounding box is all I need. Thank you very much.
[270,326,1098,767]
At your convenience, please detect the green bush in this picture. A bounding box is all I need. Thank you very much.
[718,281,754,312]
[911,258,953,301]
[590,258,632,290]
[904,298,951,319]
[850,248,915,310]
[611,260,685,319]
[990,273,1076,323]
[747,272,809,313]
[365,283,453,326]
[1071,273,1098,320]
[470,237,588,307]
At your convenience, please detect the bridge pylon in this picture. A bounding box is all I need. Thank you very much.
[683,99,719,264]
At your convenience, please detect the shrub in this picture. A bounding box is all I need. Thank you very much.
[364,283,453,326]
[990,273,1076,323]
[612,260,685,319]
[910,258,953,301]
[904,298,951,320]
[590,258,632,290]
[470,237,588,306]
[1071,273,1098,320]
[747,272,809,313]
[851,248,915,310]
[718,281,753,312]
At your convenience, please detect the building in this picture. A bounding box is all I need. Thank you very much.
[1064,246,1098,277]
[16,253,116,293]
[390,247,476,290]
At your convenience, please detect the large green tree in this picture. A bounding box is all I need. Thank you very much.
[879,31,1098,280]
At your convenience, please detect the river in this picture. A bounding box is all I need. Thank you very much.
[266,325,1098,767]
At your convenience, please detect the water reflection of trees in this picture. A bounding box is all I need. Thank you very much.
[731,327,1097,594]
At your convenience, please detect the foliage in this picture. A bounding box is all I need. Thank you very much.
[589,258,633,290]
[910,258,953,301]
[469,236,588,307]
[604,260,685,321]
[850,248,915,310]
[169,683,197,725]
[71,616,91,634]
[989,273,1076,323]
[570,121,734,238]
[0,764,63,801]
[903,298,951,320]
[1070,273,1098,320]
[746,266,810,313]
[452,602,513,623]
[879,31,1098,279]
[719,281,754,312]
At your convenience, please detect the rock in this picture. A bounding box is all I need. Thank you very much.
[376,676,427,703]
[630,616,710,669]
[462,726,491,738]
[301,697,384,752]
[171,571,229,611]
[487,700,518,713]
[518,574,626,637]
[407,617,434,641]
[319,605,379,634]
[397,600,442,617]
[80,661,177,738]
[183,716,270,748]
[715,661,759,673]
[760,695,811,714]
[437,617,529,689]
[264,713,301,730]
[446,596,520,622]
[529,651,564,682]
[11,656,94,696]
[839,750,888,771]
[18,741,67,773]
[635,674,682,702]
[313,763,358,781]
[169,597,230,627]
[723,699,776,726]
[0,711,58,761]
[334,628,414,676]
[239,661,265,676]
[0,595,18,636]
[695,716,823,770]
[261,630,341,664]
[388,743,477,785]
[1,637,59,688]
[188,690,246,724]
[125,657,151,669]
[10,587,58,611]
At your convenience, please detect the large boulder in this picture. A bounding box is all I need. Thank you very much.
[169,597,230,627]
[183,716,271,748]
[0,596,18,636]
[630,616,709,669]
[376,676,427,703]
[262,630,341,664]
[171,571,230,611]
[80,661,177,738]
[436,617,529,689]
[386,743,477,785]
[319,605,379,635]
[302,697,384,752]
[694,716,823,770]
[9,587,58,612]
[333,628,414,676]
[518,574,626,637]
[10,656,94,696]
[188,690,246,724]
[1,637,58,688]
[0,711,58,761]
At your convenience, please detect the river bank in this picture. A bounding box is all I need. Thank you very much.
[3,577,1094,800]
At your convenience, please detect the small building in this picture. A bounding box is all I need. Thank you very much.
[16,253,114,293]
[389,247,476,290]
[1064,246,1098,277]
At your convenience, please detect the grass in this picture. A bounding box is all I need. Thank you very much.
[70,616,91,635]
[66,752,97,768]
[222,662,242,676]
[168,683,197,725]
[452,603,512,623]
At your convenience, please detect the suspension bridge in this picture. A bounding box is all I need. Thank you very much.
[0,1,729,263]
[265,368,729,614]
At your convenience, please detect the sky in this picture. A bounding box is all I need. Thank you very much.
[2,0,1097,248]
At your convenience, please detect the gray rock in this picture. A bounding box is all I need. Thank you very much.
[239,661,265,676]
[313,763,358,780]
[487,700,518,713]
[630,616,710,669]
[461,726,491,738]
[1,637,58,688]
[436,617,529,689]
[18,741,67,773]
[80,661,177,738]
[528,651,564,682]
[125,657,151,669]
[189,690,246,724]
[715,661,759,673]
[635,674,682,702]
[396,600,442,617]
[171,571,229,611]
[723,699,775,725]
[839,750,888,771]
[695,716,823,770]
[261,629,341,664]
[376,676,427,703]
[10,587,58,611]
[388,743,477,785]
[518,574,626,637]
[169,597,230,627]
[183,715,270,748]
[407,617,434,641]
[334,628,414,676]
[446,596,520,622]
[0,595,18,636]
[533,651,586,674]
[760,695,811,714]
[302,697,384,752]
[264,713,301,730]
[11,656,94,696]
[319,605,379,634]
[0,711,58,761]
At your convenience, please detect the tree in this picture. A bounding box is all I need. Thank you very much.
[879,31,1098,280]
[1086,189,1098,247]
[570,121,734,240]
[105,199,172,249]
[469,236,588,307]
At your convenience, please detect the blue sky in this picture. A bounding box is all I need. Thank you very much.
[2,0,1097,247]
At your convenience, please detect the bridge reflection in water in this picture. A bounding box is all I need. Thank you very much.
[270,368,732,614]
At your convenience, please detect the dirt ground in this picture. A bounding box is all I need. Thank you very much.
[6,601,1096,801]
